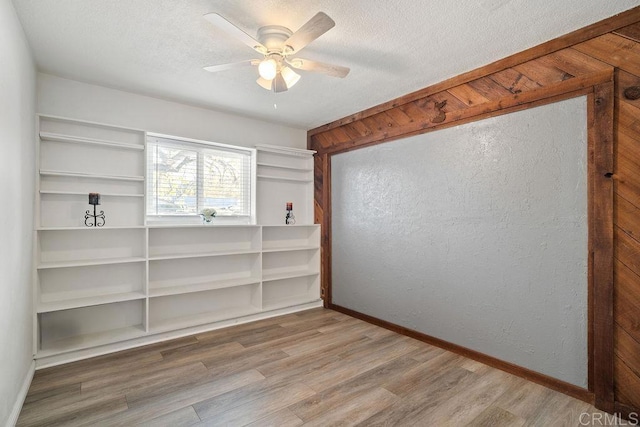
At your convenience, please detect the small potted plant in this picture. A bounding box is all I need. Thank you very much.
[199,207,217,223]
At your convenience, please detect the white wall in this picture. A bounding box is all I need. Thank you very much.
[332,97,588,387]
[37,73,307,149]
[0,0,36,424]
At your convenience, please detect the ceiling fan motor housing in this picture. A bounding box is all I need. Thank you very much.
[257,25,294,54]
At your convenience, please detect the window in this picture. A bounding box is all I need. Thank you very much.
[146,134,254,221]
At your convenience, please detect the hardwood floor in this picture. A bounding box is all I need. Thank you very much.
[18,308,618,426]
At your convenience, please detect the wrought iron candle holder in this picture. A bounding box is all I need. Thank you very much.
[285,202,296,225]
[85,193,106,227]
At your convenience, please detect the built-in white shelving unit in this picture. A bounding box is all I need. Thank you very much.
[256,145,315,225]
[33,115,320,368]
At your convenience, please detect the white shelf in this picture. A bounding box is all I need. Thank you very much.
[37,226,146,231]
[39,132,144,151]
[149,277,260,298]
[263,295,322,311]
[262,270,319,283]
[255,144,316,157]
[38,291,146,313]
[40,190,144,198]
[37,257,146,269]
[262,245,320,253]
[257,162,313,172]
[147,224,259,229]
[148,249,260,261]
[40,169,145,182]
[149,306,261,334]
[257,174,313,183]
[37,325,146,358]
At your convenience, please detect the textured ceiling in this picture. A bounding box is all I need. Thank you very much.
[12,0,640,129]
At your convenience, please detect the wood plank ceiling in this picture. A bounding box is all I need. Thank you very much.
[308,9,640,418]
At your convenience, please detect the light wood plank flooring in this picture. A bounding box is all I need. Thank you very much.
[19,308,618,426]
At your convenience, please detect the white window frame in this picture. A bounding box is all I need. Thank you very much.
[145,132,257,225]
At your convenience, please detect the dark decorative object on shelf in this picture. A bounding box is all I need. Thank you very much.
[85,193,106,227]
[285,202,296,225]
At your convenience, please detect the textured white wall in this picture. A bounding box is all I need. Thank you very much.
[332,97,588,387]
[0,0,36,424]
[37,73,307,149]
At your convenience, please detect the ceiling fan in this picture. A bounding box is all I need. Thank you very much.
[203,12,350,93]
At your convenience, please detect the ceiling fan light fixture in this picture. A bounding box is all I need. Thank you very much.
[281,66,301,89]
[258,58,277,80]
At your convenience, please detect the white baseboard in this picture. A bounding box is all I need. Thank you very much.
[6,360,34,427]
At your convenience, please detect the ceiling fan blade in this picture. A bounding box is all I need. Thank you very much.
[287,58,349,78]
[203,59,259,73]
[283,12,335,54]
[272,73,288,93]
[256,76,272,90]
[204,13,267,54]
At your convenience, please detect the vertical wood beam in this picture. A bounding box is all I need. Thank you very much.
[314,153,332,307]
[590,82,615,412]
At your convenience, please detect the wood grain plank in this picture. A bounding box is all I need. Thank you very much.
[356,367,477,426]
[615,325,640,379]
[614,258,640,344]
[428,91,469,112]
[288,355,419,422]
[28,350,164,395]
[489,68,542,94]
[447,84,490,106]
[302,337,419,393]
[491,380,555,420]
[615,355,640,408]
[244,408,303,427]
[81,361,209,396]
[590,82,615,412]
[575,33,640,76]
[384,351,464,397]
[615,22,640,43]
[469,405,525,427]
[314,72,609,156]
[537,48,611,77]
[202,348,291,378]
[619,100,640,142]
[22,382,81,405]
[414,367,521,426]
[618,131,640,179]
[116,369,266,424]
[17,395,128,427]
[384,105,415,126]
[513,58,573,86]
[193,381,315,425]
[616,225,640,274]
[302,387,398,427]
[137,406,201,427]
[616,152,640,209]
[615,194,640,241]
[467,76,515,100]
[616,70,640,111]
